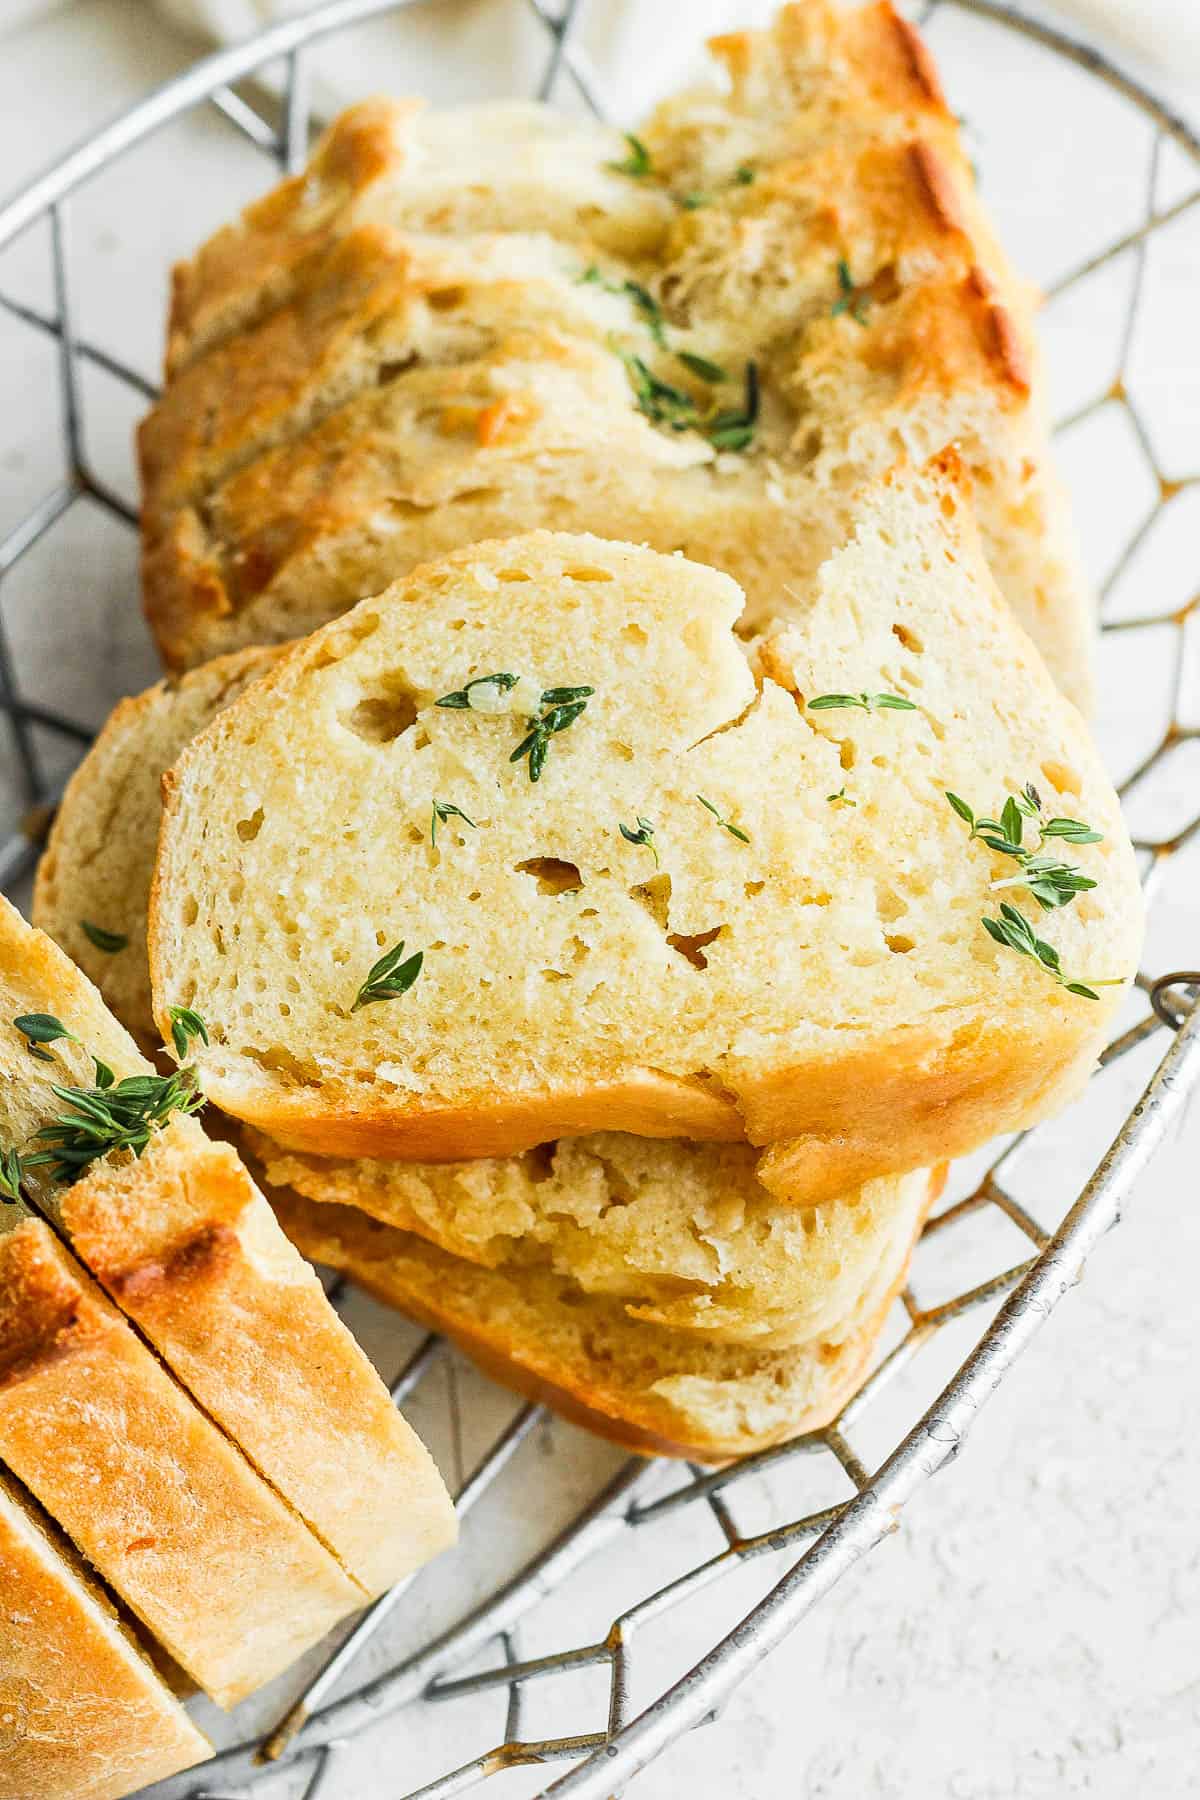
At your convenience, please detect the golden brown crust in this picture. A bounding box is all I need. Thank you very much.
[272,1172,939,1461]
[0,1469,211,1800]
[0,1211,359,1707]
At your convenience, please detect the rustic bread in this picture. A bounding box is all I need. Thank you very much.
[0,1469,211,1800]
[249,1130,934,1351]
[149,482,1141,1192]
[141,3,1091,708]
[0,1194,358,1706]
[0,898,456,1597]
[269,1171,935,1461]
[34,646,280,1051]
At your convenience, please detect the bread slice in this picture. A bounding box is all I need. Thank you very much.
[142,3,1091,709]
[34,646,281,1051]
[269,1172,936,1461]
[248,1130,934,1352]
[0,898,456,1598]
[0,1468,211,1799]
[149,476,1141,1192]
[0,1193,358,1706]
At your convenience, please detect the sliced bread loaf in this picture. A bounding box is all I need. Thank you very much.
[270,1172,935,1461]
[0,897,456,1598]
[142,3,1091,708]
[0,1468,211,1799]
[149,476,1141,1192]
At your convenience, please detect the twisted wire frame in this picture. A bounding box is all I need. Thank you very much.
[0,2,1197,1796]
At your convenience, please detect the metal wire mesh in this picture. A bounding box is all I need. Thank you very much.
[0,3,1197,1795]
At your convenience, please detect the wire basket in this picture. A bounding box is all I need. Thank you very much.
[0,3,1197,1795]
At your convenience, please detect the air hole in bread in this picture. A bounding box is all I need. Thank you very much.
[427,285,467,311]
[564,566,615,583]
[310,614,381,668]
[526,1142,556,1181]
[885,934,915,954]
[243,1044,322,1086]
[182,894,199,926]
[744,880,765,897]
[497,568,533,583]
[236,808,264,843]
[515,857,583,895]
[623,623,649,645]
[613,742,634,762]
[893,622,925,654]
[840,741,856,771]
[343,687,418,745]
[407,825,425,845]
[377,354,416,385]
[667,927,722,970]
[1041,758,1082,797]
[628,873,671,931]
[876,887,906,924]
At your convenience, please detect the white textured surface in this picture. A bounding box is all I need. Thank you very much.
[0,5,1197,1798]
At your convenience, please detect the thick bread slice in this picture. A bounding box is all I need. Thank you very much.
[35,647,281,1050]
[248,1130,934,1352]
[0,1196,357,1706]
[0,1468,210,1800]
[0,1474,207,1800]
[0,899,456,1596]
[143,4,1091,710]
[270,1174,936,1461]
[149,481,1141,1190]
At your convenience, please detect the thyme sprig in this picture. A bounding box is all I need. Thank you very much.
[981,902,1118,1002]
[831,259,871,326]
[607,133,653,178]
[14,1013,77,1063]
[81,921,127,954]
[436,672,520,710]
[511,686,595,783]
[30,1067,206,1183]
[618,349,699,431]
[0,1148,25,1204]
[431,800,477,847]
[352,942,424,1011]
[946,787,1102,911]
[581,267,668,346]
[827,787,856,807]
[619,816,659,866]
[696,794,751,844]
[167,1006,209,1062]
[706,359,759,452]
[808,692,917,713]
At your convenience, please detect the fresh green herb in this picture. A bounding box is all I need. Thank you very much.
[13,1013,77,1064]
[807,692,917,712]
[831,258,871,326]
[696,794,751,844]
[826,787,856,807]
[581,269,670,348]
[677,350,728,383]
[981,902,1121,1001]
[511,687,595,783]
[436,672,520,710]
[80,921,128,954]
[0,1148,26,1204]
[706,360,759,452]
[352,942,425,1011]
[431,800,477,847]
[607,132,653,178]
[734,164,756,185]
[619,816,660,866]
[945,789,1102,911]
[92,1058,116,1090]
[30,1068,205,1183]
[617,348,699,430]
[167,1006,209,1063]
[679,191,711,210]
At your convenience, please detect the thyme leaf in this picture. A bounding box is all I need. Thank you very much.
[352,942,425,1011]
[607,133,652,178]
[619,816,660,866]
[706,359,759,452]
[677,350,728,383]
[510,687,595,783]
[0,1148,28,1204]
[826,787,856,807]
[831,258,871,326]
[167,1006,209,1063]
[696,794,751,844]
[14,1013,77,1063]
[807,692,917,712]
[81,921,128,954]
[431,800,478,847]
[734,164,756,185]
[436,672,520,710]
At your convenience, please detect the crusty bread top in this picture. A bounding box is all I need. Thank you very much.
[0,895,456,1597]
[34,646,280,1050]
[142,3,1091,707]
[0,1468,211,1800]
[149,474,1141,1182]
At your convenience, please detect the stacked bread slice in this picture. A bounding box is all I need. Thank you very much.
[140,0,1092,709]
[36,458,1141,1464]
[0,895,456,1781]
